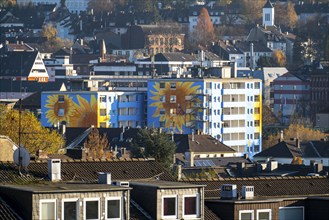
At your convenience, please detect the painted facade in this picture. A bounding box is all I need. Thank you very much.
[41,91,145,128]
[147,78,262,156]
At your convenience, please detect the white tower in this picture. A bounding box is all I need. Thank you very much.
[262,0,274,26]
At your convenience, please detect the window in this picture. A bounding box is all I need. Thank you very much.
[183,195,199,217]
[265,13,270,21]
[162,196,177,218]
[160,82,165,89]
[84,199,99,220]
[100,122,107,128]
[100,96,106,102]
[40,199,56,220]
[170,83,176,89]
[279,207,304,220]
[257,209,271,220]
[170,95,176,103]
[240,210,254,220]
[160,96,166,102]
[160,109,165,115]
[58,108,64,116]
[58,95,64,103]
[100,109,107,116]
[108,96,112,102]
[106,197,121,220]
[63,199,78,220]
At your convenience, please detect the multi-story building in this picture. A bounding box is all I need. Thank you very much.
[147,77,262,156]
[145,32,185,55]
[311,68,329,120]
[273,72,310,125]
[41,91,146,128]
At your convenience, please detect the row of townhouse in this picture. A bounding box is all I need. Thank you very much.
[1,158,329,220]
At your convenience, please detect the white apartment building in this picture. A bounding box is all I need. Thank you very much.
[16,0,89,13]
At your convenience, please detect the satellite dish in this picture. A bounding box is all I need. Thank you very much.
[14,147,31,169]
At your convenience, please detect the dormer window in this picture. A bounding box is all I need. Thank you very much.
[183,194,200,218]
[162,196,177,218]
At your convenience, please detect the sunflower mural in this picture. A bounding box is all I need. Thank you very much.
[149,81,201,132]
[70,95,98,127]
[44,94,98,128]
[45,94,75,125]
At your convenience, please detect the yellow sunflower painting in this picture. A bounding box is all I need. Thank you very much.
[70,95,98,127]
[45,94,75,125]
[150,82,201,131]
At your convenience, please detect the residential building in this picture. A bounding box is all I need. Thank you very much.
[174,134,236,167]
[295,2,329,25]
[273,72,310,125]
[315,107,329,131]
[144,29,185,55]
[0,136,17,162]
[310,68,329,120]
[216,40,244,67]
[254,139,329,166]
[247,0,296,63]
[147,77,262,156]
[41,91,146,128]
[130,181,204,219]
[188,5,224,32]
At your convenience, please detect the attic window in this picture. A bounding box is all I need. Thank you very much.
[162,196,177,218]
[58,95,64,103]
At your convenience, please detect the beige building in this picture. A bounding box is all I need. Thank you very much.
[0,136,17,162]
[145,33,185,55]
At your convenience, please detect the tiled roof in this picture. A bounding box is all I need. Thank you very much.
[0,197,22,220]
[204,205,221,220]
[188,135,235,153]
[263,0,274,8]
[0,159,175,184]
[182,176,329,198]
[254,141,302,158]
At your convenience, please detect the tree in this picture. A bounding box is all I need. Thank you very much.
[263,124,326,149]
[275,1,298,30]
[272,50,286,66]
[242,0,266,25]
[87,0,114,14]
[41,24,73,53]
[0,0,16,6]
[0,105,64,154]
[84,128,109,159]
[131,129,176,170]
[257,56,274,67]
[194,7,215,45]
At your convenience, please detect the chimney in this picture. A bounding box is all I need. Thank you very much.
[221,184,237,199]
[250,43,254,71]
[48,159,61,181]
[242,186,254,199]
[177,164,182,181]
[80,38,83,46]
[120,132,124,142]
[296,138,300,149]
[98,172,111,184]
[192,129,195,142]
[171,131,174,142]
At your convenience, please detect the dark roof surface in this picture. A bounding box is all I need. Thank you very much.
[0,197,22,220]
[263,0,274,8]
[0,159,175,184]
[139,53,196,62]
[254,141,302,158]
[183,176,329,198]
[0,51,38,78]
[187,135,236,153]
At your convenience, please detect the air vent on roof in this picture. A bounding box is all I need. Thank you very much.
[113,181,129,187]
[221,184,237,199]
[48,159,61,181]
[98,172,111,184]
[242,186,254,199]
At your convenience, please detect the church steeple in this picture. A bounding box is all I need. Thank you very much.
[262,0,274,26]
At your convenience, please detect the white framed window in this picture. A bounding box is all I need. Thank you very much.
[58,108,65,116]
[257,209,271,220]
[170,95,176,103]
[160,95,166,102]
[239,210,254,220]
[279,206,304,220]
[40,199,56,220]
[84,198,100,220]
[62,198,79,220]
[162,195,177,219]
[100,95,106,103]
[106,197,122,220]
[183,194,200,218]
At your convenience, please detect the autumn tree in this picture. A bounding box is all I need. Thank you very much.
[257,56,274,67]
[263,124,327,149]
[41,24,73,53]
[272,49,286,66]
[194,7,215,45]
[0,0,16,6]
[0,105,64,154]
[275,1,298,30]
[242,0,266,25]
[84,128,109,159]
[131,129,176,170]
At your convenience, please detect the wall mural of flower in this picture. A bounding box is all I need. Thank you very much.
[150,82,201,131]
[70,95,98,127]
[45,94,75,125]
